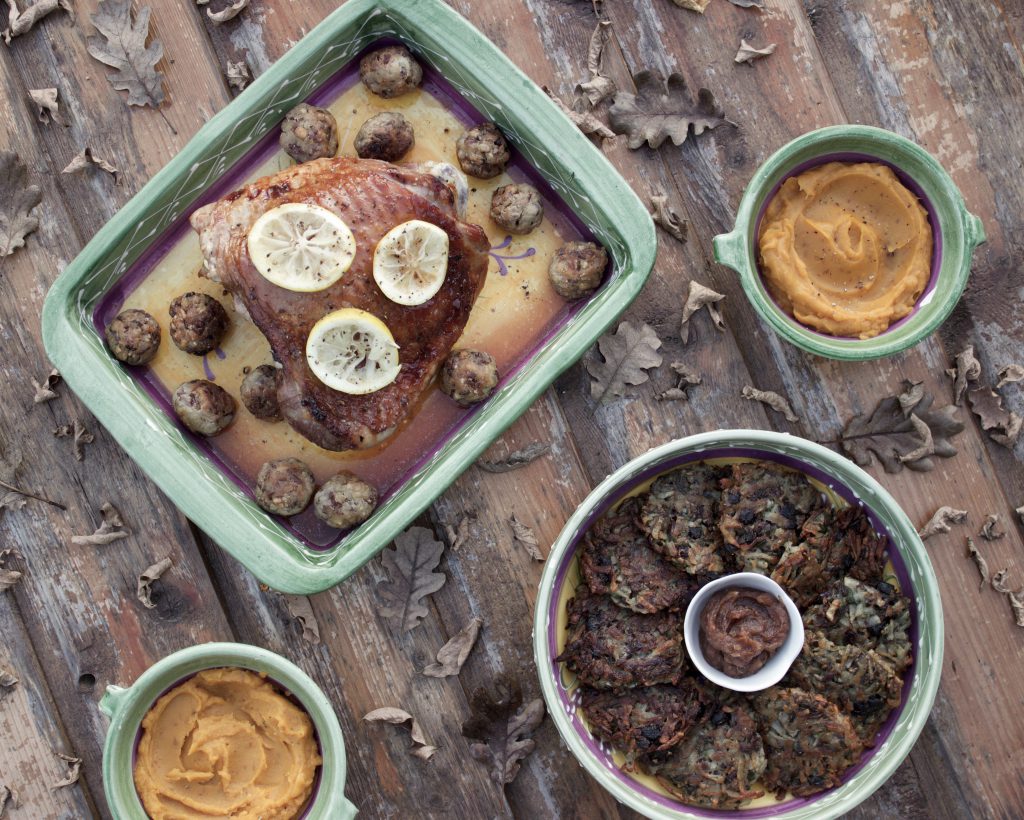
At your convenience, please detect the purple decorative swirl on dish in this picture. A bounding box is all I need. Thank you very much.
[489,235,537,276]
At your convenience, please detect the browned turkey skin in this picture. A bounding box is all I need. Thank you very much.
[190,158,489,451]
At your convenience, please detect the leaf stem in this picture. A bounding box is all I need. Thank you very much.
[0,480,67,511]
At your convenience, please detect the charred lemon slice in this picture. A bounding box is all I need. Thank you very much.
[372,219,449,305]
[305,308,400,395]
[247,203,356,292]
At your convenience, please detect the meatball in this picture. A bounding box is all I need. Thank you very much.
[280,103,339,163]
[440,350,499,407]
[489,183,544,235]
[313,471,378,529]
[254,458,315,516]
[240,364,282,421]
[455,122,510,179]
[354,112,415,162]
[168,292,229,356]
[548,241,608,300]
[105,309,161,366]
[359,44,423,99]
[172,380,236,437]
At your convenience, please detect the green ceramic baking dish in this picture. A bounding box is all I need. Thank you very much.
[41,0,655,593]
[713,125,985,360]
[99,642,356,819]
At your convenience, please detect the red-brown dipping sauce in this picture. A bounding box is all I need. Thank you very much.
[699,587,790,678]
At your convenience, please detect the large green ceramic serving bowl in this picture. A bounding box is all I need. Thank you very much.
[99,642,356,819]
[534,430,943,820]
[713,125,985,360]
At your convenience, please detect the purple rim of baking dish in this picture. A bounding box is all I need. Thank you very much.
[545,447,919,817]
[93,38,600,552]
[751,151,943,341]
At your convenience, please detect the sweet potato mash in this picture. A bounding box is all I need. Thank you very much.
[758,162,932,339]
[134,667,321,819]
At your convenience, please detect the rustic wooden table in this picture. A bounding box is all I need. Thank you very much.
[2,0,1022,817]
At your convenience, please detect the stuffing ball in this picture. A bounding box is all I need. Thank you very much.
[490,183,544,235]
[359,44,423,99]
[105,309,161,366]
[314,471,379,529]
[254,458,315,516]
[280,103,339,163]
[456,123,510,179]
[168,292,229,355]
[548,241,608,300]
[240,364,282,421]
[441,350,499,407]
[172,379,236,437]
[354,112,415,162]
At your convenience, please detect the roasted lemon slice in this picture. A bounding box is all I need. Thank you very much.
[305,308,400,395]
[247,203,356,292]
[373,219,449,305]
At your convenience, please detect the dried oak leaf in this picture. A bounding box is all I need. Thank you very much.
[741,385,799,422]
[609,70,730,150]
[225,59,250,91]
[650,190,687,243]
[0,437,27,518]
[996,364,1024,389]
[32,368,60,403]
[980,514,1005,541]
[423,617,482,678]
[71,502,128,546]
[946,345,980,406]
[28,87,59,123]
[728,0,764,7]
[0,785,14,816]
[966,537,987,590]
[137,556,172,608]
[478,442,549,473]
[670,0,710,11]
[543,86,615,140]
[735,39,776,64]
[658,361,702,401]
[443,512,475,551]
[510,514,544,561]
[576,21,615,107]
[54,418,95,462]
[363,707,438,760]
[50,752,81,790]
[680,281,725,344]
[462,676,546,786]
[0,151,42,259]
[206,0,248,23]
[586,320,663,404]
[87,0,166,108]
[62,147,119,182]
[917,506,967,539]
[0,549,22,592]
[0,665,17,697]
[837,381,963,473]
[968,386,1022,448]
[282,594,321,644]
[3,0,71,44]
[377,526,446,633]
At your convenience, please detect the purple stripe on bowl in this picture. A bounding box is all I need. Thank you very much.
[749,151,943,341]
[546,447,919,817]
[92,36,604,554]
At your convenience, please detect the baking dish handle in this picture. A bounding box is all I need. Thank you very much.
[712,230,746,272]
[99,684,128,719]
[963,209,986,250]
[323,793,358,819]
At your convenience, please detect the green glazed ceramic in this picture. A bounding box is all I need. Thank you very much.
[41,0,655,594]
[534,430,943,819]
[713,125,985,360]
[99,642,356,819]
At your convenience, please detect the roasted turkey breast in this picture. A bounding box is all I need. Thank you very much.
[190,157,489,451]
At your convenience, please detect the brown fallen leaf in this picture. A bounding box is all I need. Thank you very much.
[282,594,321,644]
[443,513,475,551]
[3,0,71,44]
[71,502,129,546]
[980,514,1005,541]
[0,549,22,592]
[609,70,730,150]
[0,784,14,815]
[0,665,17,698]
[423,617,483,678]
[741,385,799,423]
[968,386,1022,448]
[649,190,687,243]
[510,514,544,561]
[462,676,546,786]
[946,345,981,406]
[363,707,438,760]
[991,571,1024,627]
[917,506,967,539]
[996,364,1024,389]
[28,87,59,123]
[137,557,172,609]
[32,368,60,403]
[62,147,119,182]
[50,752,81,790]
[543,87,615,140]
[966,537,987,590]
[54,418,95,462]
[206,0,248,23]
[991,569,1017,595]
[735,39,776,64]
[680,281,725,344]
[728,0,764,7]
[377,527,446,633]
[225,59,250,91]
[586,320,664,404]
[478,442,550,473]
[897,380,925,416]
[0,151,43,259]
[658,361,702,401]
[87,0,166,108]
[670,0,710,11]
[577,21,615,107]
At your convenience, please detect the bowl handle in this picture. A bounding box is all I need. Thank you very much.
[712,230,746,271]
[322,793,358,819]
[963,210,986,249]
[99,684,128,719]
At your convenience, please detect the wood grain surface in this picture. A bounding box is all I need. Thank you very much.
[1,1,1022,818]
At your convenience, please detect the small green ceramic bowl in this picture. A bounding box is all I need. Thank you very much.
[99,642,357,819]
[713,125,985,360]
